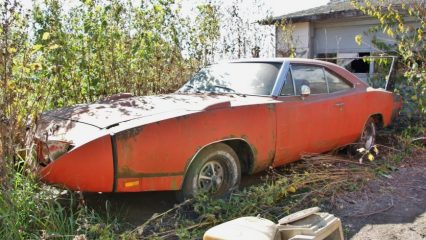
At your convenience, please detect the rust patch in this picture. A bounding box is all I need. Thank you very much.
[267,103,276,112]
[267,150,275,162]
[251,145,258,158]
[176,114,191,121]
[170,177,179,190]
[313,140,332,149]
[223,134,237,139]
[118,165,183,178]
[116,126,144,141]
[266,149,276,168]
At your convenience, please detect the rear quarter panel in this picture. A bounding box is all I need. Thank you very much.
[113,104,276,192]
[365,88,396,126]
[320,62,396,145]
[339,87,396,146]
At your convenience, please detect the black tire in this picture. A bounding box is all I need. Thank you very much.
[178,143,241,201]
[350,117,377,154]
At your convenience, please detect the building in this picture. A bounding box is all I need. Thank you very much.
[265,0,418,82]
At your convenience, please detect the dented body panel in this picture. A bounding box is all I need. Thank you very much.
[35,58,402,193]
[112,97,277,192]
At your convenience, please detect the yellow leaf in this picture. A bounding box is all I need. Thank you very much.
[417,29,424,41]
[398,23,404,32]
[31,63,42,70]
[7,81,16,90]
[368,153,375,161]
[386,28,394,38]
[411,95,418,101]
[355,35,363,46]
[287,186,297,193]
[373,146,379,154]
[49,44,60,50]
[42,32,50,40]
[33,44,43,51]
[8,47,16,53]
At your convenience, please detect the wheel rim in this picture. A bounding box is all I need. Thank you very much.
[197,160,224,192]
[361,122,375,150]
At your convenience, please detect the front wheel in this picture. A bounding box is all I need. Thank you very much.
[178,143,241,200]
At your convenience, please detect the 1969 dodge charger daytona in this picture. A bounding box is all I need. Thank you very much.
[35,58,402,199]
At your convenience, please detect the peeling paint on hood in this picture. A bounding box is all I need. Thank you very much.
[43,94,241,129]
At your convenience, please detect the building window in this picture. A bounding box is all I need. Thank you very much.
[346,52,370,73]
[316,53,337,64]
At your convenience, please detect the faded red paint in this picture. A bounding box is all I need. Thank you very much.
[34,58,402,193]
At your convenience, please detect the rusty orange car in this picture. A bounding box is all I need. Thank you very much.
[35,58,402,199]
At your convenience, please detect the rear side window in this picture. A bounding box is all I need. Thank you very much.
[291,65,328,95]
[325,69,352,93]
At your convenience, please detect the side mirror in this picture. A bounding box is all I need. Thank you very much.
[301,85,311,99]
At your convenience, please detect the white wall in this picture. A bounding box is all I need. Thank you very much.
[276,22,311,58]
[275,16,417,58]
[313,18,394,55]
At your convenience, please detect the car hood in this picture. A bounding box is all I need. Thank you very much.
[42,93,241,129]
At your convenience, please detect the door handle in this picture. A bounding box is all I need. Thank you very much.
[335,102,345,107]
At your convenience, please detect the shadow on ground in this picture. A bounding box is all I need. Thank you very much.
[83,172,267,227]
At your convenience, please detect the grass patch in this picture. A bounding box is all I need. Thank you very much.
[0,165,123,239]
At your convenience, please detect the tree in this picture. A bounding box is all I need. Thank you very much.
[0,0,32,189]
[352,0,426,118]
[195,3,220,65]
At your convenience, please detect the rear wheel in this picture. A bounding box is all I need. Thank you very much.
[360,118,376,150]
[350,117,376,155]
[178,143,241,201]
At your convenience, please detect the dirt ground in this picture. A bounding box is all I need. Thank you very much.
[332,150,426,240]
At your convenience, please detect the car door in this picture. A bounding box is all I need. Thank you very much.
[324,67,366,145]
[273,64,342,166]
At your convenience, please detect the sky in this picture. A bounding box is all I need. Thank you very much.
[265,0,329,16]
[21,0,331,17]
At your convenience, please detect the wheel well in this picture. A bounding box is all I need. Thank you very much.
[371,114,384,129]
[222,139,254,175]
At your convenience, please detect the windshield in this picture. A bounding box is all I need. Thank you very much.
[178,62,282,95]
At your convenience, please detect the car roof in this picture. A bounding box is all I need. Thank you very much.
[228,58,332,65]
[229,58,368,89]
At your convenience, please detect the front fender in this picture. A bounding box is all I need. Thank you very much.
[39,134,114,192]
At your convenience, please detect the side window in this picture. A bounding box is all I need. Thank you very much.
[280,71,295,96]
[325,69,352,93]
[291,65,328,95]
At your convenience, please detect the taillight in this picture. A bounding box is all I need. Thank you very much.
[36,139,73,165]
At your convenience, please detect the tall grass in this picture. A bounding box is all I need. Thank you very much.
[0,162,121,239]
